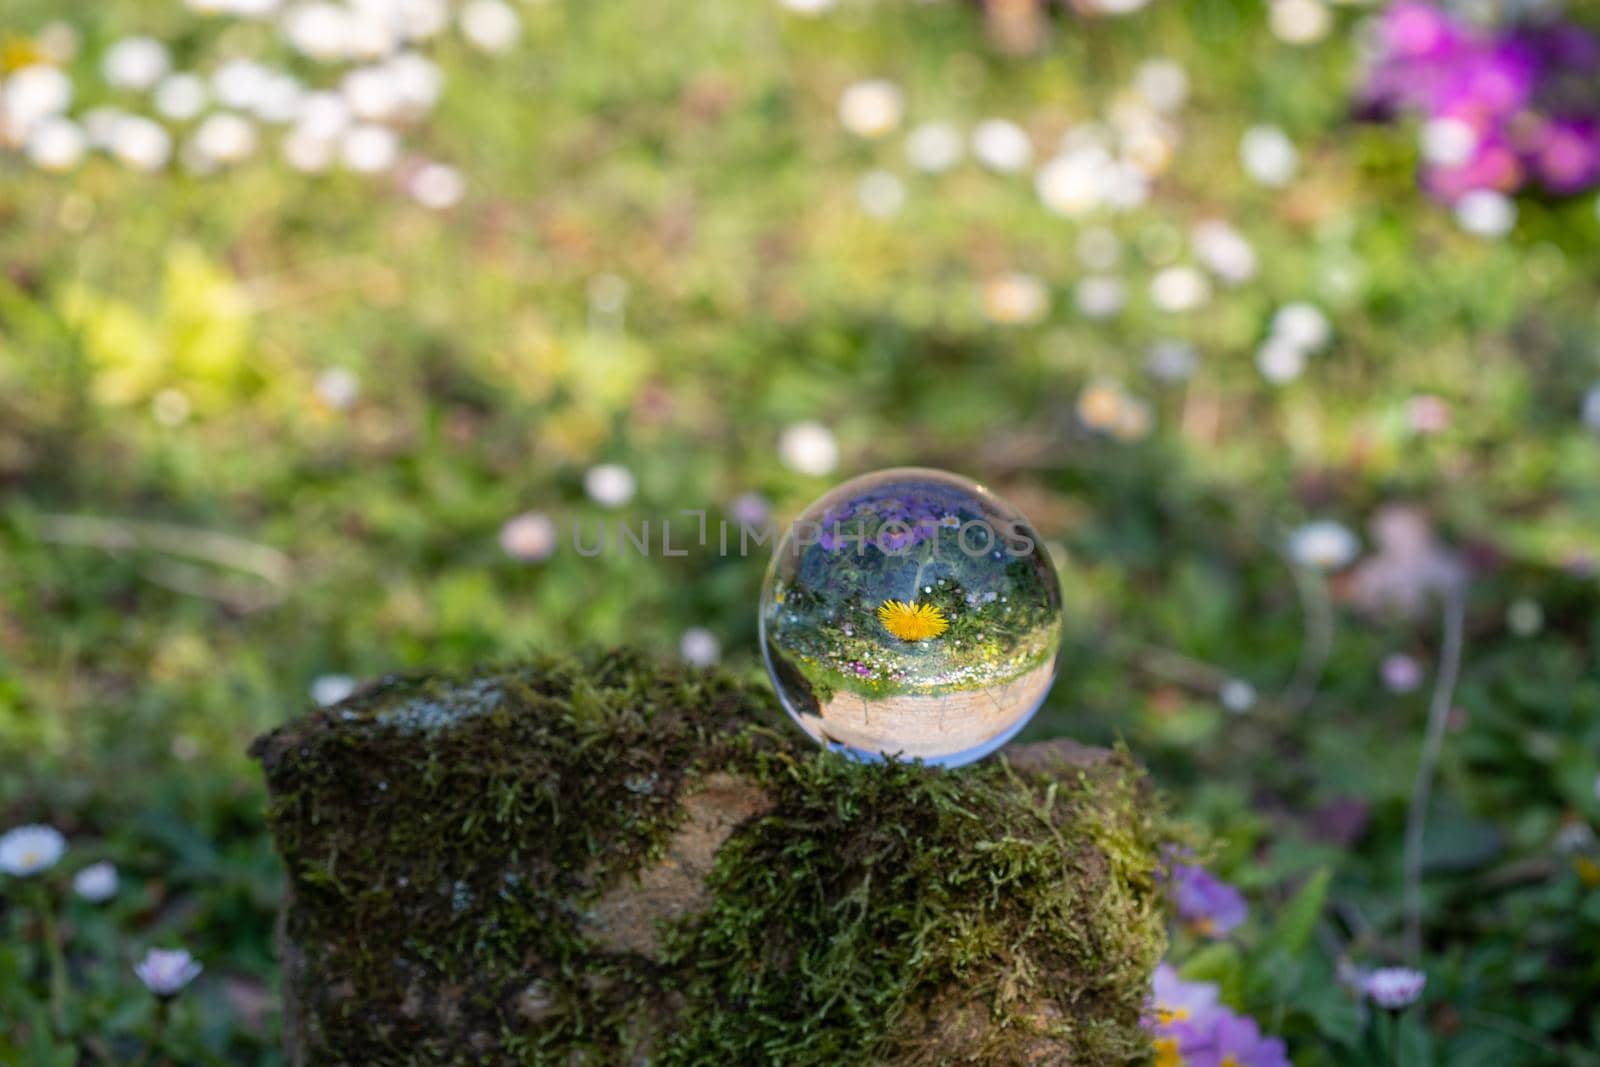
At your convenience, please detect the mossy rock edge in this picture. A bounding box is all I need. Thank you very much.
[251,648,1170,1066]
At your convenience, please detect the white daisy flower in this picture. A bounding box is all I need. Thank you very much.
[904,121,962,173]
[1134,59,1188,113]
[1581,384,1600,433]
[25,117,86,172]
[111,116,173,171]
[154,73,208,121]
[1149,265,1211,312]
[73,861,119,902]
[1240,124,1298,186]
[310,674,358,706]
[1074,275,1126,319]
[1507,597,1543,637]
[398,0,450,41]
[1419,116,1476,167]
[856,169,905,217]
[230,0,283,18]
[192,112,258,166]
[1220,678,1257,713]
[1288,519,1360,571]
[284,2,353,62]
[408,161,465,209]
[134,948,203,998]
[1257,338,1307,383]
[386,52,443,114]
[1269,0,1333,45]
[1191,220,1258,284]
[1271,302,1331,352]
[283,127,335,172]
[460,0,521,54]
[102,37,171,92]
[778,422,839,477]
[679,627,721,667]
[295,90,351,140]
[3,65,73,142]
[499,511,557,561]
[212,59,273,111]
[971,118,1032,173]
[837,79,903,140]
[314,367,360,408]
[584,463,637,508]
[1454,189,1516,237]
[252,73,304,124]
[1363,967,1425,1010]
[0,825,66,877]
[340,123,399,173]
[342,66,401,121]
[1035,146,1111,217]
[344,8,401,59]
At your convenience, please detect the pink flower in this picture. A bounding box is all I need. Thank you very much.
[1530,118,1600,194]
[1381,2,1459,60]
[1422,132,1522,202]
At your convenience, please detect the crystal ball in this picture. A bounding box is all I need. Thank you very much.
[759,467,1063,766]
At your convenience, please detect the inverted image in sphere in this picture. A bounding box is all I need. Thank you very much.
[759,468,1062,767]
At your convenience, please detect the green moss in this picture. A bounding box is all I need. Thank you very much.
[253,648,1170,1065]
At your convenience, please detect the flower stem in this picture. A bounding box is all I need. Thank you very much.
[1282,556,1334,713]
[30,882,68,1035]
[142,998,171,1067]
[1403,584,1467,961]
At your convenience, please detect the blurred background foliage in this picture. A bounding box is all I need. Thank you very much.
[2,0,1599,1062]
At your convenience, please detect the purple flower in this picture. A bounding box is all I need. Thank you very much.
[1381,653,1424,693]
[1182,1011,1292,1067]
[1171,864,1248,938]
[1360,2,1600,200]
[1520,23,1600,74]
[1530,118,1600,194]
[1148,963,1221,1031]
[1434,41,1537,121]
[1152,1016,1208,1067]
[1364,966,1427,1009]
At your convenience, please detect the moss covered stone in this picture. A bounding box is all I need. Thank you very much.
[252,648,1170,1065]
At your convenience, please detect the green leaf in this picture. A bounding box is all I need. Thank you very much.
[1180,941,1245,1006]
[1263,866,1332,958]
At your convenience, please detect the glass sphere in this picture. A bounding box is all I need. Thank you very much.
[759,467,1063,767]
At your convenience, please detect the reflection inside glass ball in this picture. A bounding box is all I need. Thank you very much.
[759,467,1063,767]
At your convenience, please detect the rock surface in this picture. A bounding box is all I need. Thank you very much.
[252,649,1170,1066]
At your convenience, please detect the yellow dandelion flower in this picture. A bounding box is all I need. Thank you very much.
[877,600,948,641]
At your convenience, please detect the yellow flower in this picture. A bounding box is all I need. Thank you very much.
[1153,1036,1183,1067]
[877,600,948,641]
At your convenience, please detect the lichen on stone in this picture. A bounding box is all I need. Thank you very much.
[252,648,1171,1065]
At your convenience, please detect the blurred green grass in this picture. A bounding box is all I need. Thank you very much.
[3,0,1600,1062]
